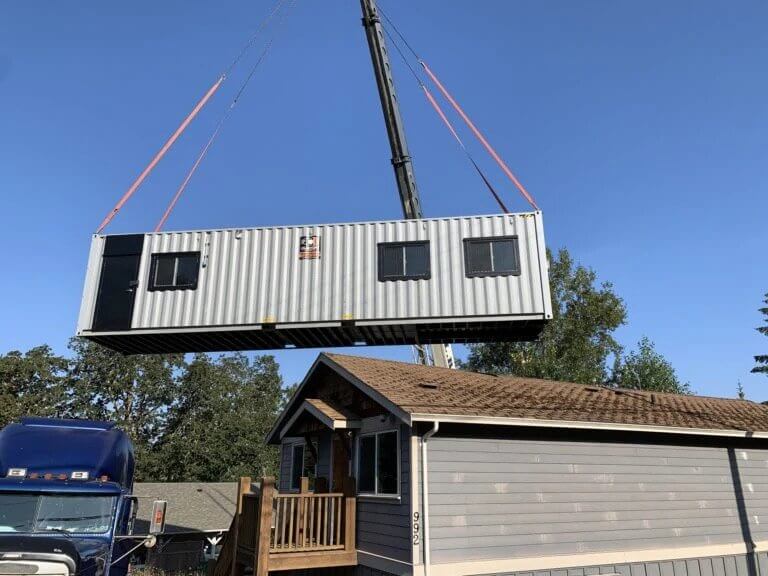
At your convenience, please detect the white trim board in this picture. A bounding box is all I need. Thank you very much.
[410,413,768,439]
[409,541,768,576]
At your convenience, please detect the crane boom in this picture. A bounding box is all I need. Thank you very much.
[360,0,455,369]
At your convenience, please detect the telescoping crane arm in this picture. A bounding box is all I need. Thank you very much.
[360,0,455,369]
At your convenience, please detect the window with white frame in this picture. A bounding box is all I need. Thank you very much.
[289,441,317,491]
[357,430,399,496]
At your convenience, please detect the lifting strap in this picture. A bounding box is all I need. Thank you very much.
[420,84,509,213]
[155,1,295,232]
[419,60,540,211]
[95,0,287,234]
[380,23,509,214]
[95,76,224,234]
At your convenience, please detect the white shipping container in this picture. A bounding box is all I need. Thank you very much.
[77,213,552,354]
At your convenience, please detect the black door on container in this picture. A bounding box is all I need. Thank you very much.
[92,235,145,332]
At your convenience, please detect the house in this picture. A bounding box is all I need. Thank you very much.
[133,482,237,571]
[264,352,768,576]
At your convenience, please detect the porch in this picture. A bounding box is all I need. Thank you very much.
[213,476,357,575]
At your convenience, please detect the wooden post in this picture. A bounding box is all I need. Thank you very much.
[254,476,275,576]
[342,476,356,552]
[229,477,251,576]
[300,477,310,493]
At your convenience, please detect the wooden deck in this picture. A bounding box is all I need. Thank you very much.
[214,476,357,575]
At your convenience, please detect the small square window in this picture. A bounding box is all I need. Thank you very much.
[378,242,430,281]
[149,252,200,291]
[464,236,520,277]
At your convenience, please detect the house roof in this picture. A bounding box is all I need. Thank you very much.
[133,482,237,534]
[316,353,768,437]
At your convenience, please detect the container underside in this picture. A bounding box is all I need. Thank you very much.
[82,318,546,355]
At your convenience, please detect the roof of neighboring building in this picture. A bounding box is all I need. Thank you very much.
[133,482,237,534]
[285,353,768,437]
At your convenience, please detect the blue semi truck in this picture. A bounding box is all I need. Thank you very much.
[0,418,154,576]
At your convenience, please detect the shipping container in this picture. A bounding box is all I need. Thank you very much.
[77,213,552,354]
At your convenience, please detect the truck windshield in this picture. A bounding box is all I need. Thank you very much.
[0,494,116,534]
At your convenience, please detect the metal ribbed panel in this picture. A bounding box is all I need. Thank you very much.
[79,213,551,337]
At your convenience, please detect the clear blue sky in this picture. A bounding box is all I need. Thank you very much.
[0,1,766,398]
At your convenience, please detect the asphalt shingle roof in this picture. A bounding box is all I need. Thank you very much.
[323,353,768,433]
[133,482,237,533]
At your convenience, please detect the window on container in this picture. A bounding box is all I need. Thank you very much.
[149,252,200,291]
[378,241,430,281]
[357,430,399,496]
[289,441,317,491]
[463,236,521,277]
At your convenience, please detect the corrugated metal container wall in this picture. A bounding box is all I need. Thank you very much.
[77,213,551,353]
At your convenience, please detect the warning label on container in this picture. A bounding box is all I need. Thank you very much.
[299,235,320,259]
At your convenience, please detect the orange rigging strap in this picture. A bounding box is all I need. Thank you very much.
[419,60,540,211]
[95,0,288,234]
[95,76,224,234]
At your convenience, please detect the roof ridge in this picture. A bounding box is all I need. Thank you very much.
[323,352,759,406]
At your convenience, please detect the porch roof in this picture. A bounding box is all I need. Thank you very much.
[279,398,361,439]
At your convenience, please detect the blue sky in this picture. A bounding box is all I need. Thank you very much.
[0,1,765,398]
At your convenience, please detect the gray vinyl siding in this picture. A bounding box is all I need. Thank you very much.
[486,552,765,576]
[732,449,768,542]
[356,420,412,564]
[426,437,760,564]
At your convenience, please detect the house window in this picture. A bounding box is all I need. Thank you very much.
[378,242,430,281]
[357,430,399,496]
[463,236,520,277]
[149,252,200,290]
[289,442,317,491]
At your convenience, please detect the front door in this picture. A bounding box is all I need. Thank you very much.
[332,433,351,492]
[92,235,144,331]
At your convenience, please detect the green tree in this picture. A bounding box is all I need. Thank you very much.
[156,353,283,482]
[753,293,768,376]
[464,248,627,384]
[612,337,690,394]
[0,346,68,428]
[65,338,185,480]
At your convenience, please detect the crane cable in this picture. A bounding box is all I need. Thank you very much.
[383,26,509,214]
[379,6,540,212]
[155,0,296,231]
[95,0,288,234]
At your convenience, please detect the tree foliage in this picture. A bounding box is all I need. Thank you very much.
[612,337,689,394]
[753,293,768,376]
[156,353,283,482]
[0,346,67,426]
[0,339,284,482]
[464,248,627,384]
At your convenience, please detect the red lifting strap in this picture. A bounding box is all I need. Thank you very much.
[95,75,225,234]
[420,84,509,213]
[420,60,540,212]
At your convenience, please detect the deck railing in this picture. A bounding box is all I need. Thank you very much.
[271,492,347,552]
[214,476,357,575]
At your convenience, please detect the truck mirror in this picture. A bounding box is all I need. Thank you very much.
[149,500,167,535]
[126,496,139,535]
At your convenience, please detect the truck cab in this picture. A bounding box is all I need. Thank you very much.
[0,418,136,576]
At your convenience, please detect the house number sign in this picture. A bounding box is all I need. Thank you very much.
[412,511,421,545]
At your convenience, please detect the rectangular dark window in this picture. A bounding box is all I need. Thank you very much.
[464,236,520,277]
[358,436,376,493]
[290,444,304,491]
[378,241,430,281]
[149,252,200,291]
[357,430,399,496]
[289,441,317,491]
